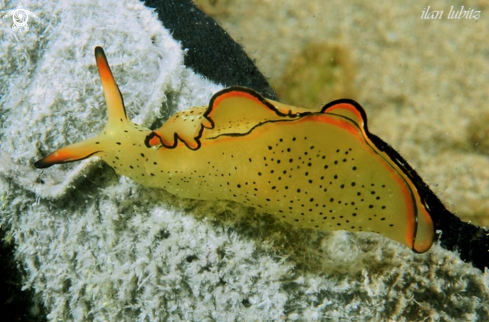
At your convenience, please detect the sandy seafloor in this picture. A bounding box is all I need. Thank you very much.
[195,0,489,227]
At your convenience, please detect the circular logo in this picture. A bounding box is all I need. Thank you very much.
[3,3,37,32]
[12,9,29,31]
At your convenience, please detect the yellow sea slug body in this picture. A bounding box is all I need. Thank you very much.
[35,47,434,253]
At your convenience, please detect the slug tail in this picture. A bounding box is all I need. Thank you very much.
[413,207,435,253]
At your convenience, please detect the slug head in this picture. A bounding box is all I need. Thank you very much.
[34,47,152,181]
